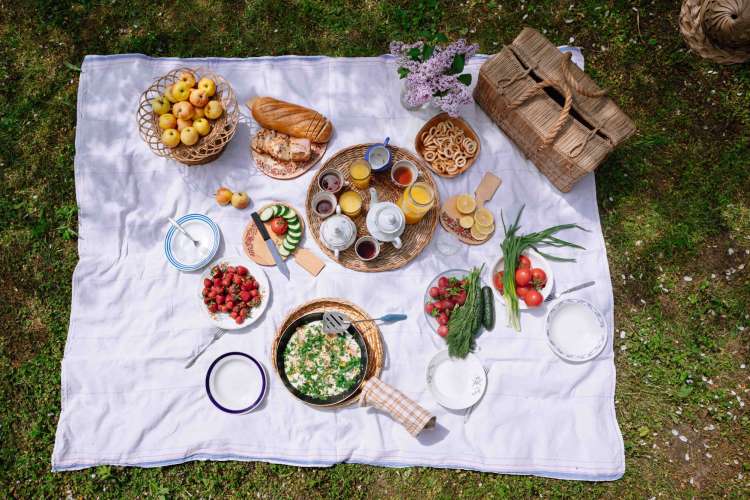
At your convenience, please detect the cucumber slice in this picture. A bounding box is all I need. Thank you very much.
[287,221,301,231]
[286,234,301,245]
[282,211,297,221]
[260,207,275,222]
[278,245,290,257]
[272,205,283,217]
[282,239,297,252]
[287,228,302,238]
[277,205,290,218]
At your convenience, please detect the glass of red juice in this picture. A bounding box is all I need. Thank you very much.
[355,236,380,261]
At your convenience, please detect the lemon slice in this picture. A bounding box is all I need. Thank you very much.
[474,222,495,236]
[459,215,475,229]
[474,207,494,227]
[456,194,477,215]
[470,224,490,241]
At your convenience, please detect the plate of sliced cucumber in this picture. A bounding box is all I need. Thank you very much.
[243,202,305,265]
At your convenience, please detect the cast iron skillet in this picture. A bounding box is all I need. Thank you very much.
[276,312,369,406]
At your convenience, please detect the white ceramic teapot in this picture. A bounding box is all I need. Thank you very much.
[320,205,357,259]
[366,188,405,249]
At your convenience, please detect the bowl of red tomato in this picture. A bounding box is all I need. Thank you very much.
[491,249,554,310]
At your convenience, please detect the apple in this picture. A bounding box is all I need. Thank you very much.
[161,128,180,147]
[197,77,216,97]
[193,118,211,136]
[180,126,199,146]
[177,118,193,132]
[150,95,171,115]
[204,100,223,119]
[158,113,177,129]
[189,88,209,108]
[215,187,233,206]
[172,81,191,102]
[164,84,178,103]
[231,191,250,209]
[193,106,205,119]
[172,101,195,120]
[178,71,196,88]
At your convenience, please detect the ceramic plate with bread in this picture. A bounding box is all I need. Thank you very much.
[248,97,333,179]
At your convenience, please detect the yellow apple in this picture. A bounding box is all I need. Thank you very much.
[193,118,211,136]
[193,106,205,119]
[172,101,195,120]
[180,126,199,146]
[158,113,177,129]
[204,100,223,120]
[189,88,209,108]
[231,191,250,209]
[197,77,216,97]
[161,128,180,147]
[215,187,233,206]
[172,81,191,101]
[150,95,171,115]
[178,71,196,88]
[164,84,178,103]
[176,118,193,132]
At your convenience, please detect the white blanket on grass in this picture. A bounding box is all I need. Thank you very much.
[52,54,624,480]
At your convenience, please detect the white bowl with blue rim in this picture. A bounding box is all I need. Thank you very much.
[545,298,607,363]
[205,352,267,414]
[164,214,220,272]
[365,137,392,172]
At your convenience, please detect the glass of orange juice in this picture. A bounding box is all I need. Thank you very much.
[398,181,435,224]
[349,159,372,190]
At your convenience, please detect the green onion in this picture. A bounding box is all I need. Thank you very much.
[500,206,587,331]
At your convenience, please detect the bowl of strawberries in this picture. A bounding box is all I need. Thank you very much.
[199,259,270,329]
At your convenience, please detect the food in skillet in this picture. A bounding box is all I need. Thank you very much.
[283,320,362,399]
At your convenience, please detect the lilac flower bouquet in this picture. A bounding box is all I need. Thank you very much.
[390,37,479,117]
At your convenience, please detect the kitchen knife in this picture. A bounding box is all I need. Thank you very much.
[251,212,290,280]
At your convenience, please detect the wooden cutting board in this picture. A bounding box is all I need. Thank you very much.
[440,172,502,245]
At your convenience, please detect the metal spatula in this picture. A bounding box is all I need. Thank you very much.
[322,311,407,334]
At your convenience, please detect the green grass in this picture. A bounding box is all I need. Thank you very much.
[1,0,749,497]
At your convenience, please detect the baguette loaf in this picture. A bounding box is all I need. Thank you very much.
[247,97,332,143]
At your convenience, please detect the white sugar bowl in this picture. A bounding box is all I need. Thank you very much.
[320,206,357,259]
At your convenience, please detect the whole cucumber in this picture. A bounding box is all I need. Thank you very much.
[481,286,495,330]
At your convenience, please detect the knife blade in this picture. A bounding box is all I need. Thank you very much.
[251,212,290,280]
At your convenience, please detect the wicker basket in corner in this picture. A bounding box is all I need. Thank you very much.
[680,0,750,64]
[136,67,239,166]
[474,28,636,192]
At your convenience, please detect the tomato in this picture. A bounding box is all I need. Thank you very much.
[531,268,547,288]
[493,271,504,293]
[515,268,532,287]
[518,255,532,269]
[437,325,449,337]
[270,217,288,235]
[429,287,441,299]
[438,313,449,325]
[425,303,434,314]
[516,285,531,298]
[438,276,450,288]
[236,265,248,276]
[524,289,543,307]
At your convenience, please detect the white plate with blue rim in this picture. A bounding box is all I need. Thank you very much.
[164,214,221,272]
[205,352,267,414]
[545,298,607,363]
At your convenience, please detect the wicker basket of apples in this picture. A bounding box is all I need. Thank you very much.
[136,67,239,166]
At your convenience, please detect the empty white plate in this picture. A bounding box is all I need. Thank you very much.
[205,352,267,414]
[545,298,607,363]
[426,350,487,410]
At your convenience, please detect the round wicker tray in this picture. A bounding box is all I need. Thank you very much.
[136,67,239,165]
[305,144,440,272]
[272,298,384,408]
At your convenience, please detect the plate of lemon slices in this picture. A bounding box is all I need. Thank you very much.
[438,173,501,245]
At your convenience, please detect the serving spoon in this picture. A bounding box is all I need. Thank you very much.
[322,311,407,334]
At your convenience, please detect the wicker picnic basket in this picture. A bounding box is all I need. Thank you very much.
[680,0,750,64]
[474,28,636,192]
[136,67,239,166]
